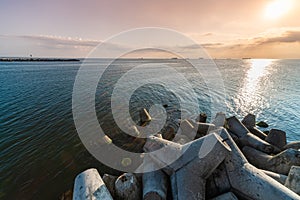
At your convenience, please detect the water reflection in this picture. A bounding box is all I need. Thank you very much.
[237,59,274,115]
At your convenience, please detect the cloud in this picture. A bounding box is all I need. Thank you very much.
[20,35,100,47]
[203,32,214,37]
[1,29,300,58]
[118,29,300,58]
[0,34,129,51]
[184,29,300,58]
[253,31,300,45]
[177,43,224,51]
[179,44,202,50]
[0,34,99,48]
[201,43,224,48]
[0,34,133,57]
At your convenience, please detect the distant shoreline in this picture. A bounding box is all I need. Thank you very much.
[0,58,80,62]
[1,58,300,62]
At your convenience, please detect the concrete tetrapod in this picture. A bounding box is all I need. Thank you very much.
[265,129,287,150]
[283,141,300,150]
[140,108,152,126]
[180,119,216,140]
[193,122,216,138]
[260,170,287,185]
[178,119,197,140]
[285,166,300,195]
[197,113,207,123]
[141,154,168,200]
[144,133,231,200]
[205,163,231,198]
[227,116,280,153]
[215,128,300,200]
[211,112,226,128]
[242,146,300,175]
[102,174,118,198]
[73,168,113,200]
[114,173,141,200]
[241,113,256,127]
[242,114,267,140]
[209,192,238,200]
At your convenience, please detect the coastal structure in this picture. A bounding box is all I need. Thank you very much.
[73,112,300,200]
[0,57,80,62]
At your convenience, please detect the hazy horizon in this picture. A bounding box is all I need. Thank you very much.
[2,56,300,60]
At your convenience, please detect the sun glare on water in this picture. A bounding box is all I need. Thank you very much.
[237,59,274,115]
[265,0,293,19]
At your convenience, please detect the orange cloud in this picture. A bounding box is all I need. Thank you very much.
[201,29,300,58]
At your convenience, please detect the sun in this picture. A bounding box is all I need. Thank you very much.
[264,0,293,19]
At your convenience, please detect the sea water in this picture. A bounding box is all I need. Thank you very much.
[0,59,299,199]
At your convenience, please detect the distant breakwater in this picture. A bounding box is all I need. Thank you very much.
[0,57,80,62]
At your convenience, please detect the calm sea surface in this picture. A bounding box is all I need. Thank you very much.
[0,59,299,199]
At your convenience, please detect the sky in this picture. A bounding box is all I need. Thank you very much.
[1,0,300,58]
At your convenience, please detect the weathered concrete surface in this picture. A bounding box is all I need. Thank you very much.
[140,108,151,126]
[115,173,141,200]
[173,134,190,145]
[154,133,163,139]
[142,154,168,200]
[248,127,267,140]
[209,192,238,200]
[102,174,118,198]
[242,146,300,175]
[226,116,249,138]
[128,125,141,137]
[197,113,207,123]
[265,129,287,149]
[179,119,196,140]
[144,133,231,200]
[239,132,277,154]
[242,113,256,128]
[227,131,240,144]
[285,166,300,195]
[227,116,279,153]
[73,168,113,200]
[242,114,267,139]
[161,126,176,140]
[215,128,300,200]
[205,163,231,199]
[261,170,287,185]
[212,112,226,128]
[283,141,300,150]
[180,118,217,139]
[193,122,216,138]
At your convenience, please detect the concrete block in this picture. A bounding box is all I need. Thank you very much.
[261,170,287,185]
[242,113,256,128]
[115,173,141,200]
[215,128,300,200]
[102,174,118,198]
[227,116,279,153]
[144,133,231,200]
[209,192,238,200]
[242,146,300,175]
[283,141,300,150]
[285,166,300,195]
[73,168,113,200]
[212,112,226,128]
[197,113,207,123]
[140,108,151,126]
[142,154,168,200]
[265,129,287,150]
